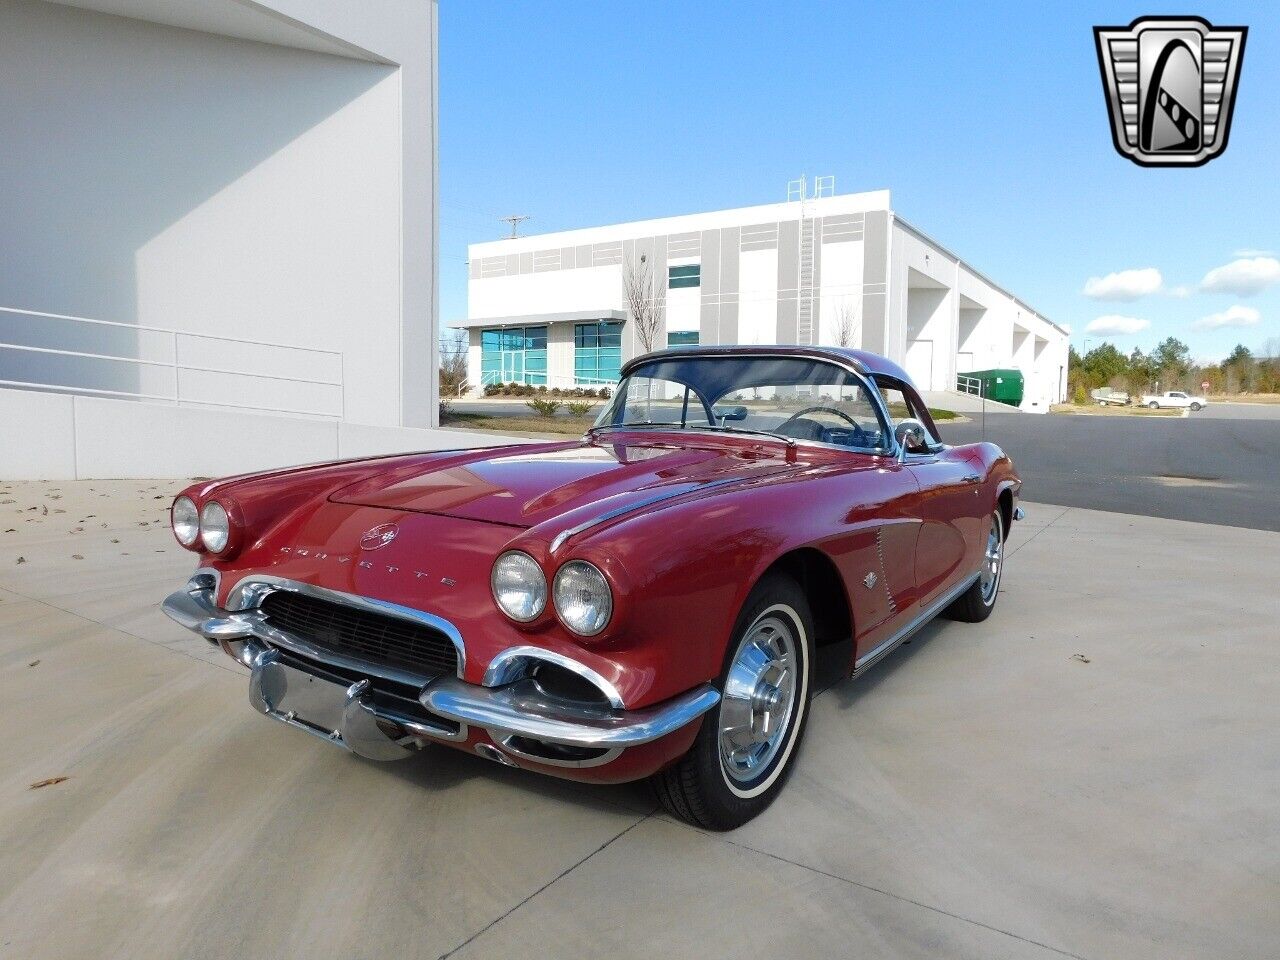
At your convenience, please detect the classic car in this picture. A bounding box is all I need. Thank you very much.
[162,345,1022,830]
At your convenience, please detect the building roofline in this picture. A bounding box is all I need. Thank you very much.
[891,215,1067,336]
[468,189,892,255]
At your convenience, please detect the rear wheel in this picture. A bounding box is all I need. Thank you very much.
[944,509,1004,623]
[1148,401,1159,409]
[652,571,814,830]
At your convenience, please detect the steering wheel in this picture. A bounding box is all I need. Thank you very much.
[776,406,869,444]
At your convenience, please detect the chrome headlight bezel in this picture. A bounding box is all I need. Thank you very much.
[491,550,548,622]
[171,495,200,547]
[553,560,613,637]
[199,500,231,554]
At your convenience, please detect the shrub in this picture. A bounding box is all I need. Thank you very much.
[1072,384,1090,406]
[526,397,562,417]
[565,400,595,417]
[483,383,501,397]
[599,386,612,399]
[439,397,454,421]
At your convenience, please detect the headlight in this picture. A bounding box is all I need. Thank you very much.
[491,551,547,622]
[553,561,612,636]
[199,500,231,553]
[171,496,199,546]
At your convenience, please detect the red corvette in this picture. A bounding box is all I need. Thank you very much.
[163,346,1022,829]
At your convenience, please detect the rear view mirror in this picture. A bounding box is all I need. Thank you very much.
[714,405,748,422]
[894,419,930,454]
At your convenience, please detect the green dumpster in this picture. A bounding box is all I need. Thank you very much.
[959,368,1024,408]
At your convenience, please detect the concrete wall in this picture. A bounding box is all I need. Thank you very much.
[0,388,521,480]
[0,0,438,427]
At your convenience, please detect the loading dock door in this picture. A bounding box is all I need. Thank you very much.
[905,339,934,390]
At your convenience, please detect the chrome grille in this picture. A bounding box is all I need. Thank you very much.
[259,591,459,678]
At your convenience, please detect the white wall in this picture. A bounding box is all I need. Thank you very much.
[0,387,523,480]
[0,0,436,427]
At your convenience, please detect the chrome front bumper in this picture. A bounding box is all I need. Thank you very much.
[162,579,719,764]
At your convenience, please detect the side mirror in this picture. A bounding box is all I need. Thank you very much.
[714,404,748,422]
[894,419,930,454]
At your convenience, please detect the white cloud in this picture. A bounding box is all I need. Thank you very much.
[1082,267,1163,301]
[1167,285,1193,298]
[1199,257,1280,296]
[1233,248,1274,258]
[1086,314,1151,335]
[1192,305,1261,330]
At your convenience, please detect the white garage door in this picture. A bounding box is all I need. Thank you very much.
[905,339,934,389]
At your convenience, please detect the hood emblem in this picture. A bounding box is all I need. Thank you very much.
[359,523,399,551]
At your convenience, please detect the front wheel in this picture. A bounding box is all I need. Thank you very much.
[652,571,814,830]
[944,509,1004,623]
[1190,402,1202,411]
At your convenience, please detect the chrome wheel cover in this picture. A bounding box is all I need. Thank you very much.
[719,614,799,784]
[980,513,1003,604]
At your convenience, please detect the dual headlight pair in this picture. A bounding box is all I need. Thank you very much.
[171,495,231,553]
[492,551,611,637]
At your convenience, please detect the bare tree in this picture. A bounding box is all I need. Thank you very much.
[438,330,469,397]
[832,299,858,347]
[622,256,664,353]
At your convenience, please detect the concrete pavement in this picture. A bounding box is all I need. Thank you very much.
[1,481,1277,959]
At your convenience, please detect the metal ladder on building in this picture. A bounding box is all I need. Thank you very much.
[797,217,817,344]
[788,175,832,346]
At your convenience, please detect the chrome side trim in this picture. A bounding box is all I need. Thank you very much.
[225,574,465,678]
[483,645,626,709]
[421,677,720,749]
[854,573,980,673]
[549,474,765,554]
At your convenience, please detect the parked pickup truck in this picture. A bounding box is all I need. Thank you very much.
[1090,388,1130,406]
[1141,391,1207,411]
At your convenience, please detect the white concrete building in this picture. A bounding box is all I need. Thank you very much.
[0,0,491,479]
[457,190,1068,412]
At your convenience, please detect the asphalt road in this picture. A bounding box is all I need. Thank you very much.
[943,410,1280,532]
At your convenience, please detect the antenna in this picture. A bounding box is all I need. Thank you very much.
[499,215,530,239]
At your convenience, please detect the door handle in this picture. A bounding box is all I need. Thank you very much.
[962,474,982,484]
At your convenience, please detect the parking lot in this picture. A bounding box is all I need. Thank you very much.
[2,473,1277,960]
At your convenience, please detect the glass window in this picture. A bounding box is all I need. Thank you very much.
[574,321,624,385]
[876,378,940,447]
[479,325,548,386]
[667,331,699,346]
[668,264,701,289]
[595,356,890,451]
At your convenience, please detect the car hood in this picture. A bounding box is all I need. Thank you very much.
[330,438,800,528]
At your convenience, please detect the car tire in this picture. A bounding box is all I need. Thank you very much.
[944,509,1004,624]
[1148,401,1159,409]
[651,571,814,831]
[1190,402,1202,411]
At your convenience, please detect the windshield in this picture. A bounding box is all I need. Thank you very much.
[592,355,890,450]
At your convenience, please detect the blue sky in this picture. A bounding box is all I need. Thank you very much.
[439,2,1279,363]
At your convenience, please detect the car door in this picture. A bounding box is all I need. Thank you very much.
[875,375,983,604]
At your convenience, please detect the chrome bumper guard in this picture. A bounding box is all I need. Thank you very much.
[162,580,719,762]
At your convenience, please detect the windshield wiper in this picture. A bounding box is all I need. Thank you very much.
[587,422,686,435]
[589,421,796,447]
[706,425,796,447]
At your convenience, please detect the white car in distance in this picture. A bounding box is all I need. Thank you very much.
[1141,391,1207,411]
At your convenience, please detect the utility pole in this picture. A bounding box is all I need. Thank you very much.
[500,215,529,239]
